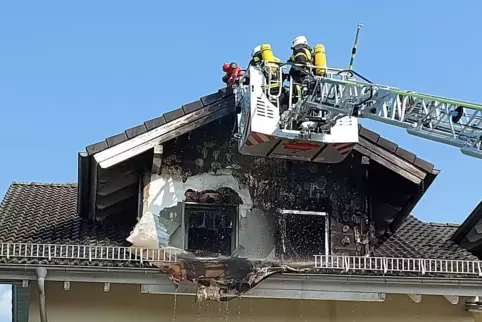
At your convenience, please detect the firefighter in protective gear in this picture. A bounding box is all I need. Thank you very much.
[249,45,263,67]
[222,62,244,86]
[249,44,283,102]
[288,36,313,102]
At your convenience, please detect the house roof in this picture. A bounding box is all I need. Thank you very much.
[0,182,149,268]
[0,182,477,270]
[76,87,440,242]
[84,88,437,174]
[375,216,476,260]
[450,201,482,258]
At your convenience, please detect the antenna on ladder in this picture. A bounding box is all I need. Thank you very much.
[348,23,364,70]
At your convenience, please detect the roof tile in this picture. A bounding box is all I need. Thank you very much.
[376,137,397,153]
[359,127,380,143]
[125,124,147,139]
[163,108,185,123]
[413,157,435,173]
[86,141,109,155]
[0,183,475,268]
[144,116,166,131]
[200,92,223,106]
[0,183,143,267]
[182,100,204,114]
[375,216,476,260]
[105,132,128,147]
[395,147,416,163]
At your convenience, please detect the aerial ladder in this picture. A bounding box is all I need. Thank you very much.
[229,26,482,164]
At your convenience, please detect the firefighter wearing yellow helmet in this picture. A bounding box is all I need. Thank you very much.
[288,36,313,101]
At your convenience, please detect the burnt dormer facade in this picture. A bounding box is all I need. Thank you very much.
[78,90,439,261]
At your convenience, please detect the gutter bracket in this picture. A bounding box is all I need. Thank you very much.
[444,295,459,305]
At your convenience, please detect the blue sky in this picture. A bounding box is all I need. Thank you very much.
[0,1,481,319]
[1,1,481,224]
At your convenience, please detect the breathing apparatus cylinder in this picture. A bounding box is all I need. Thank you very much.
[313,44,327,76]
[260,44,280,82]
[260,44,275,62]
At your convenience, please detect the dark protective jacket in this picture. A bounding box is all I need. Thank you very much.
[248,52,263,67]
[288,44,313,81]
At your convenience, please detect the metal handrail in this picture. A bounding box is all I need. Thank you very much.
[314,255,482,277]
[0,242,178,264]
[0,243,480,277]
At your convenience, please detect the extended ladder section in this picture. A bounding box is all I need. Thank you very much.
[301,71,482,159]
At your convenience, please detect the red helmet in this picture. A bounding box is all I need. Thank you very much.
[222,63,231,72]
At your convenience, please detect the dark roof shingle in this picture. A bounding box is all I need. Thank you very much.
[82,88,437,175]
[0,182,149,267]
[374,216,477,260]
[85,89,230,156]
[0,182,476,267]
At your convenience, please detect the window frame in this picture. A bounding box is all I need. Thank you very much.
[277,209,330,257]
[182,201,239,256]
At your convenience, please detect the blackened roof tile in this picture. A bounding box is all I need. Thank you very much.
[0,182,476,268]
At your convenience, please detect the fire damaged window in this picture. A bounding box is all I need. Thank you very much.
[184,203,238,256]
[277,209,329,261]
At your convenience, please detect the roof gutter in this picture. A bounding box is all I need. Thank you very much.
[2,265,482,299]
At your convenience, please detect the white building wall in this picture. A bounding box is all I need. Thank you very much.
[27,282,474,322]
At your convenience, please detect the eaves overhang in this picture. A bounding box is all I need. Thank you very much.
[1,265,481,302]
[451,201,482,259]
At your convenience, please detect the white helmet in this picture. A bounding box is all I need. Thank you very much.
[292,36,308,48]
[251,45,262,57]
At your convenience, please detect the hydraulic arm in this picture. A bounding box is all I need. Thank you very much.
[300,70,482,159]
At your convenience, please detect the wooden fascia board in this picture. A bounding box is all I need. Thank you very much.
[93,99,233,169]
[355,137,426,184]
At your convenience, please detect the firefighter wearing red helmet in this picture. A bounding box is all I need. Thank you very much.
[222,62,244,86]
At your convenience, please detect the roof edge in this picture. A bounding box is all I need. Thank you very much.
[3,263,482,290]
[358,125,436,175]
[451,201,482,243]
[9,181,78,187]
[81,88,437,177]
[85,88,231,156]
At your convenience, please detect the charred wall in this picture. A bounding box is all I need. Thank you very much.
[158,114,373,257]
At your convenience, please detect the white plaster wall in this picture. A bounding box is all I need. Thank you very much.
[128,173,264,254]
[28,282,474,322]
[238,208,276,259]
